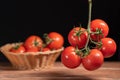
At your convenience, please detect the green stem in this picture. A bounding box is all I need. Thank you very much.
[85,0,92,48]
[75,0,93,57]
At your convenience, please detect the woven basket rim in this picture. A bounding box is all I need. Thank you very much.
[0,43,64,55]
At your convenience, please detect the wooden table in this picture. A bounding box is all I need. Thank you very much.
[0,61,120,80]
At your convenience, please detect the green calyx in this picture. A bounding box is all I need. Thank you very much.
[13,43,20,50]
[43,33,53,45]
[75,47,90,58]
[34,38,39,46]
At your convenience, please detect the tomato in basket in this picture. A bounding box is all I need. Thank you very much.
[24,35,43,52]
[10,44,26,53]
[44,32,64,50]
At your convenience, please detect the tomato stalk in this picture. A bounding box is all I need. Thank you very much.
[85,0,92,49]
[77,0,92,57]
[81,0,103,56]
[71,0,103,57]
[76,0,103,57]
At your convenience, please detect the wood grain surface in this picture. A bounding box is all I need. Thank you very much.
[0,61,120,80]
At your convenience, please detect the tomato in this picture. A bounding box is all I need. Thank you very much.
[61,46,82,69]
[42,47,50,52]
[24,35,43,52]
[90,19,109,41]
[68,27,88,49]
[10,44,26,53]
[82,49,104,71]
[100,37,117,58]
[26,47,38,52]
[45,32,64,50]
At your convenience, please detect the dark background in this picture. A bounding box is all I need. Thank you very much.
[0,0,120,62]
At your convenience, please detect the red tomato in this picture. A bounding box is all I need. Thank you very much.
[82,49,104,71]
[26,47,38,52]
[68,27,88,49]
[42,47,50,52]
[61,46,82,69]
[24,35,43,52]
[90,19,109,41]
[100,37,117,58]
[10,44,26,53]
[45,32,64,50]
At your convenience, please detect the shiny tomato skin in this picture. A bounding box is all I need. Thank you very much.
[100,37,117,58]
[47,32,64,50]
[82,49,104,71]
[68,27,88,49]
[61,46,82,69]
[10,45,26,53]
[90,19,109,41]
[24,35,43,51]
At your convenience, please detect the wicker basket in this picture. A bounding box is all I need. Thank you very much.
[0,43,64,70]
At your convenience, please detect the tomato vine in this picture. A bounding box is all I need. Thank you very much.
[76,0,94,57]
[61,0,117,70]
[76,0,105,57]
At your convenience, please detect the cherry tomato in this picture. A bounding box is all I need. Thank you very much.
[82,49,104,71]
[42,47,50,52]
[68,27,88,49]
[61,46,82,69]
[45,32,64,50]
[10,44,26,53]
[24,35,43,52]
[100,37,117,58]
[90,19,109,41]
[26,47,38,52]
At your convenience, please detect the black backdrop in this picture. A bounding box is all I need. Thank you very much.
[0,0,120,62]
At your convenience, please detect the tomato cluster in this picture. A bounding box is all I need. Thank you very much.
[10,32,64,53]
[61,19,117,71]
[61,0,117,71]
